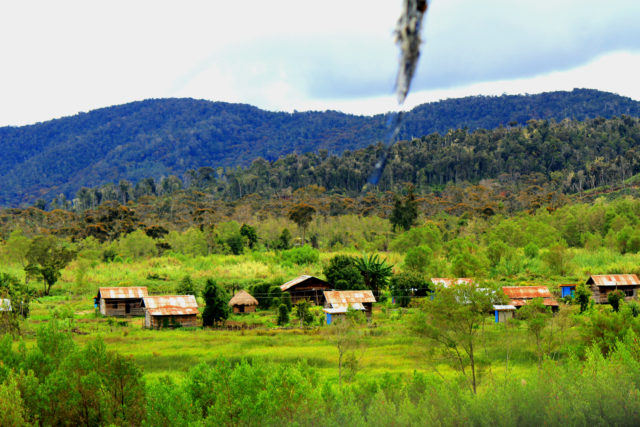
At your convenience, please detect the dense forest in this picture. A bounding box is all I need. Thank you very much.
[1,89,639,206]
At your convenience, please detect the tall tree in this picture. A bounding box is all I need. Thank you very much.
[202,279,229,327]
[389,186,418,231]
[25,236,76,295]
[288,204,316,244]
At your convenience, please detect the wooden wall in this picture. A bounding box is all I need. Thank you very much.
[232,305,256,314]
[144,313,199,329]
[99,298,145,317]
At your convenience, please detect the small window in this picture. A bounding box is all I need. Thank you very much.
[624,289,635,297]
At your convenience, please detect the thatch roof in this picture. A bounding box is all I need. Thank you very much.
[229,290,258,307]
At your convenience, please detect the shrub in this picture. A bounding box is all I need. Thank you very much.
[403,246,432,273]
[323,255,364,290]
[280,246,319,265]
[277,304,289,326]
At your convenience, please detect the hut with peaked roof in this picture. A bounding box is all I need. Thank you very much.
[502,286,559,312]
[142,295,199,329]
[95,287,148,317]
[281,275,333,305]
[229,290,259,314]
[323,290,376,324]
[586,274,640,303]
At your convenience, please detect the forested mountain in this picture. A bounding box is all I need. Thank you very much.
[1,89,639,206]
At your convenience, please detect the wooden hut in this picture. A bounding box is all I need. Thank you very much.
[95,287,148,317]
[229,290,259,314]
[559,284,577,298]
[142,295,199,329]
[586,274,640,303]
[281,275,333,305]
[430,278,474,288]
[323,290,376,324]
[502,286,559,312]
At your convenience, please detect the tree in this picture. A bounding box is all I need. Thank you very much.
[517,298,552,368]
[608,289,625,312]
[176,275,198,297]
[277,304,289,326]
[25,236,76,295]
[354,254,393,296]
[275,228,292,250]
[575,284,592,314]
[323,255,364,290]
[0,273,31,334]
[389,186,418,231]
[390,271,431,307]
[281,292,292,312]
[202,279,229,327]
[411,284,494,394]
[294,300,313,327]
[326,308,366,387]
[403,245,432,273]
[239,224,258,249]
[1,229,31,268]
[288,204,316,244]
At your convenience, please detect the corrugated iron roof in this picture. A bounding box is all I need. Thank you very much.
[430,278,474,287]
[281,275,331,292]
[559,284,577,288]
[588,274,640,286]
[324,291,376,307]
[493,305,516,310]
[502,286,558,306]
[98,287,148,299]
[143,295,198,316]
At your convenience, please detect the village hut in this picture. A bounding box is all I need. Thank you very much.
[95,287,148,316]
[229,290,259,314]
[559,284,577,298]
[281,275,333,305]
[142,295,199,329]
[323,290,376,324]
[430,278,474,288]
[502,286,559,312]
[585,274,640,303]
[493,305,516,323]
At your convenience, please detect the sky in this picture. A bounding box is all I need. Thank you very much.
[1,0,639,127]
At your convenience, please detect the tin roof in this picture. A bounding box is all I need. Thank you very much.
[98,287,148,300]
[493,305,516,311]
[142,295,198,316]
[281,275,332,292]
[559,284,577,288]
[324,290,376,308]
[430,278,474,287]
[502,286,558,307]
[588,274,640,287]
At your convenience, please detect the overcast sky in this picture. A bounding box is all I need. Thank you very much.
[1,0,639,127]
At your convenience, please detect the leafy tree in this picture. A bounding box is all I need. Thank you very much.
[281,292,292,312]
[575,284,592,314]
[325,308,366,387]
[0,229,31,268]
[411,284,494,394]
[390,271,431,307]
[542,245,573,276]
[277,304,289,326]
[202,279,229,327]
[524,242,539,258]
[323,255,365,290]
[225,234,245,255]
[403,245,432,273]
[390,186,418,231]
[294,300,313,327]
[275,228,292,250]
[239,224,258,249]
[608,289,625,312]
[176,275,198,297]
[288,204,316,244]
[281,246,319,265]
[354,254,393,296]
[0,273,31,333]
[517,298,552,368]
[24,236,76,295]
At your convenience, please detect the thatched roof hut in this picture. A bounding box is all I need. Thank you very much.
[229,290,259,314]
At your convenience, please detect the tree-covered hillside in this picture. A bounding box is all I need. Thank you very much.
[1,89,639,206]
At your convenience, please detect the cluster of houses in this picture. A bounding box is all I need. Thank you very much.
[92,273,640,328]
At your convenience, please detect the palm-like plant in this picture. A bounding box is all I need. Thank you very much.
[354,253,393,296]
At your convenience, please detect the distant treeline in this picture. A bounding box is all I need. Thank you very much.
[0,89,639,206]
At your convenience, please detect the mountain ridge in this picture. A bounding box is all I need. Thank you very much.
[1,88,639,206]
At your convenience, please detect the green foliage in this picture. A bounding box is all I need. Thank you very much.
[25,235,76,295]
[176,275,198,297]
[541,245,573,276]
[280,245,319,265]
[274,228,292,250]
[390,271,431,307]
[354,254,393,295]
[390,187,418,232]
[118,229,158,259]
[403,245,432,273]
[389,224,442,252]
[294,300,314,327]
[202,279,229,326]
[517,298,552,367]
[608,289,626,312]
[239,224,258,249]
[323,255,365,290]
[288,203,316,242]
[281,292,292,312]
[575,284,592,314]
[524,242,539,258]
[277,304,289,326]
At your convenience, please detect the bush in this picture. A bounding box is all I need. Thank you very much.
[280,246,319,265]
[403,246,432,273]
[323,255,364,290]
[524,242,539,258]
[277,304,289,325]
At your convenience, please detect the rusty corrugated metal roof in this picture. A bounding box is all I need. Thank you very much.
[281,275,331,292]
[324,291,376,307]
[588,274,640,286]
[502,286,558,307]
[143,295,198,316]
[98,287,148,299]
[559,284,577,288]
